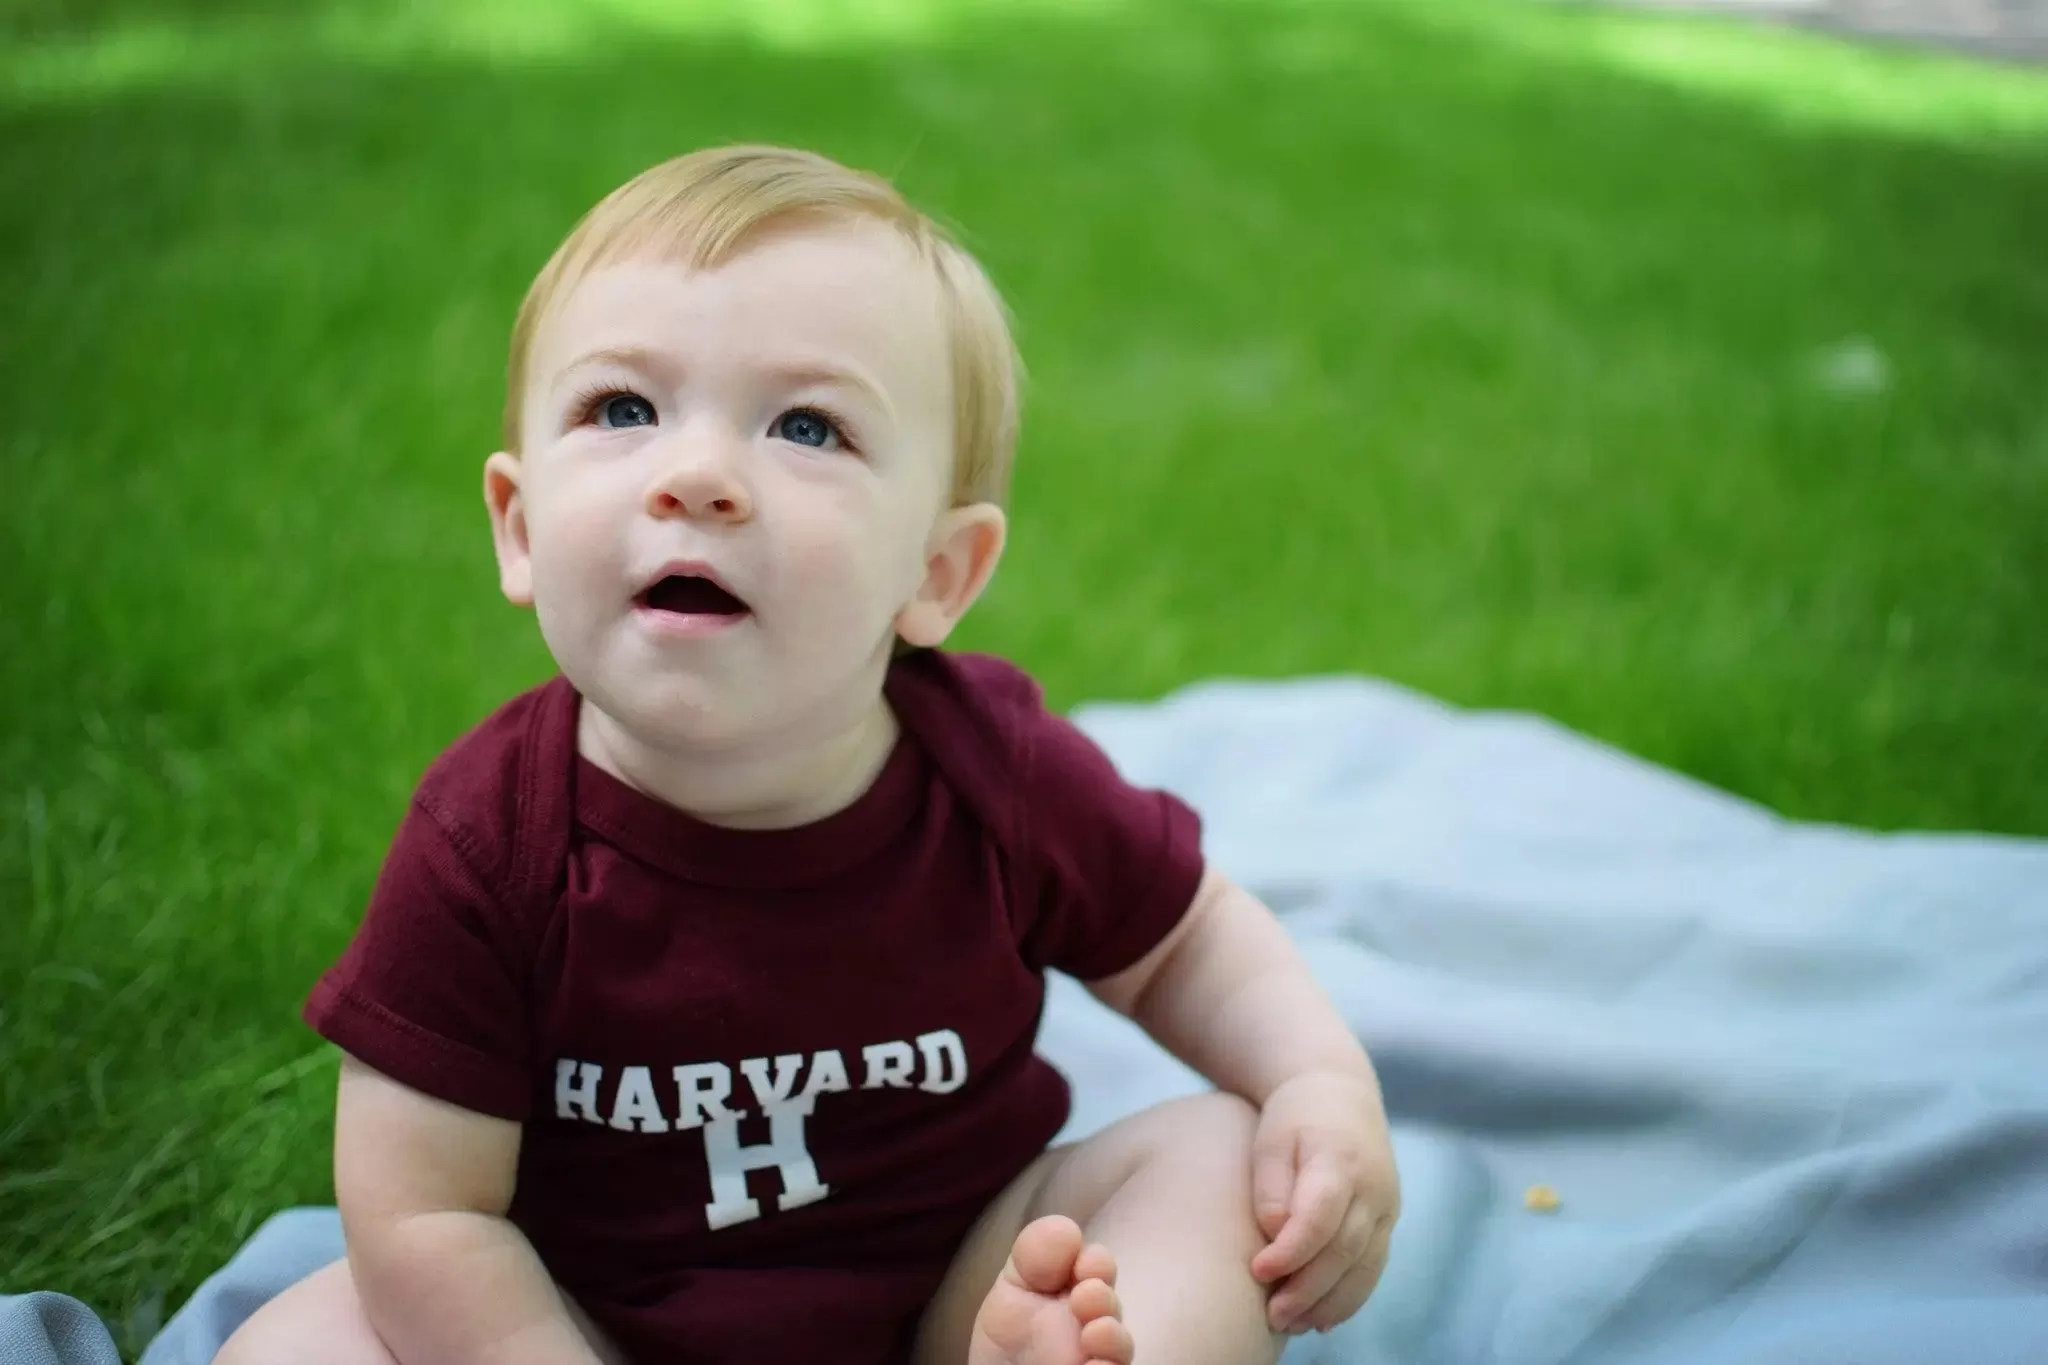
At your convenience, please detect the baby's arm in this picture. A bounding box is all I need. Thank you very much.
[1090,866,1373,1101]
[336,1056,612,1365]
[1092,866,1400,1332]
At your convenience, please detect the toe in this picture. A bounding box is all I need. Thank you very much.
[1069,1277,1119,1325]
[1004,1215,1085,1295]
[1073,1241,1118,1289]
[1080,1314,1134,1365]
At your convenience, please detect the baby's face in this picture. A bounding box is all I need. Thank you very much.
[494,218,960,748]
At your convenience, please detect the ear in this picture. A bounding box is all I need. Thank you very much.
[483,452,535,607]
[896,503,1007,649]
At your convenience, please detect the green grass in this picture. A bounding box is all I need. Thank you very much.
[2,0,2045,1346]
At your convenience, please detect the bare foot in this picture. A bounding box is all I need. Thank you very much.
[966,1215,1132,1365]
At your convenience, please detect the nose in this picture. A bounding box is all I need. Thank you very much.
[645,427,753,524]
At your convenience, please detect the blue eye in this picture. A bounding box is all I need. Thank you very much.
[774,409,840,449]
[596,394,656,428]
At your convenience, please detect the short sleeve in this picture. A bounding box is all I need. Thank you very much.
[1016,706,1206,981]
[303,800,534,1120]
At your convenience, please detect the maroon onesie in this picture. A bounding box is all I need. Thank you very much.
[304,650,1205,1364]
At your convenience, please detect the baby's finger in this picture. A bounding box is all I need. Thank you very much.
[1249,1126,1298,1241]
[1264,1247,1347,1333]
[1264,1206,1379,1331]
[1250,1161,1348,1283]
[1299,1218,1394,1332]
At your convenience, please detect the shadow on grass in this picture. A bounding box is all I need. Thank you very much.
[1,0,2044,1344]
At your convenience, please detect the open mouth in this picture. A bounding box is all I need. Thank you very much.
[636,572,750,620]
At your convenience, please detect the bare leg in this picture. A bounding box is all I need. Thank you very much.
[214,1259,628,1365]
[915,1092,1283,1365]
[213,1262,396,1365]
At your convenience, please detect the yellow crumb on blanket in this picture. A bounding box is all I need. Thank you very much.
[1523,1183,1562,1213]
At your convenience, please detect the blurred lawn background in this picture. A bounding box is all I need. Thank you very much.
[2,0,2044,1346]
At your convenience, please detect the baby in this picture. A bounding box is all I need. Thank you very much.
[220,146,1400,1365]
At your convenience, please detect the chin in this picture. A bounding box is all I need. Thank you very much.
[631,690,767,752]
[569,663,758,751]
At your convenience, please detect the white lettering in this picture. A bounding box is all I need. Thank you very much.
[915,1029,969,1095]
[554,1059,603,1124]
[702,1099,829,1231]
[799,1049,850,1100]
[672,1062,739,1129]
[740,1053,804,1108]
[607,1065,669,1133]
[862,1040,916,1090]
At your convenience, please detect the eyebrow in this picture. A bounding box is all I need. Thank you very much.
[551,346,670,390]
[761,360,895,422]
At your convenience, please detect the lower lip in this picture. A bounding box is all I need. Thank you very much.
[633,606,750,638]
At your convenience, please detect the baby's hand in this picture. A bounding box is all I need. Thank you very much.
[1248,1070,1401,1336]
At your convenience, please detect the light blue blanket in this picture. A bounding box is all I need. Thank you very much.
[10,676,2046,1364]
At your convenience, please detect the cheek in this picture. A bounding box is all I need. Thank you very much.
[527,472,627,575]
[774,488,920,613]
[521,479,633,642]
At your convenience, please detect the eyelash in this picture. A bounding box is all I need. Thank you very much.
[567,383,641,429]
[566,385,862,454]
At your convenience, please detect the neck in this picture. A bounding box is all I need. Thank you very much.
[578,693,901,831]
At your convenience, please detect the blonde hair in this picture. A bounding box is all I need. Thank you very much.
[502,146,1021,508]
